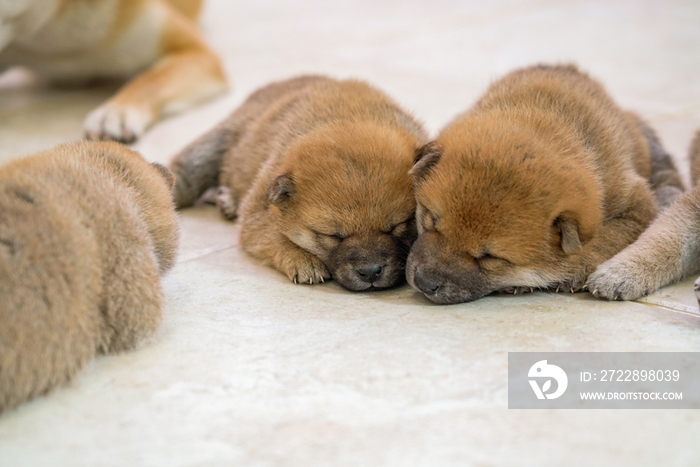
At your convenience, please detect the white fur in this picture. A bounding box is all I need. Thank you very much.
[0,0,57,49]
[84,104,153,142]
[0,0,161,80]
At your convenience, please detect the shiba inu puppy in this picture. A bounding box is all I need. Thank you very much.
[406,64,683,304]
[170,75,428,290]
[0,0,226,143]
[587,130,700,301]
[0,142,179,412]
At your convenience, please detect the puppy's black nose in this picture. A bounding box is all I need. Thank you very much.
[414,272,440,295]
[357,265,384,283]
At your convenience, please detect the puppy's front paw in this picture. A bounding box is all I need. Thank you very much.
[586,260,650,301]
[547,277,587,294]
[216,186,238,220]
[278,249,331,285]
[84,103,154,143]
[500,286,537,295]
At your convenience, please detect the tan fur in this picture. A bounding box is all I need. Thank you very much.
[165,0,203,19]
[587,130,700,300]
[405,64,679,304]
[0,142,179,412]
[691,131,700,186]
[0,0,226,143]
[170,75,428,290]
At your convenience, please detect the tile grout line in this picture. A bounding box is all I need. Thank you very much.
[636,299,700,319]
[177,244,239,264]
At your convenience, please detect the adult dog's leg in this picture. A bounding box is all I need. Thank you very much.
[84,0,227,143]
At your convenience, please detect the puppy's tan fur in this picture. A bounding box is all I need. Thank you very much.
[406,64,682,304]
[587,131,700,300]
[0,0,226,143]
[170,75,427,290]
[0,142,179,412]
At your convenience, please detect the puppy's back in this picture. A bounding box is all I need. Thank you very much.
[472,65,651,180]
[0,156,104,411]
[170,75,428,209]
[231,76,428,219]
[0,142,178,412]
[71,143,180,273]
[170,75,331,207]
[690,131,700,187]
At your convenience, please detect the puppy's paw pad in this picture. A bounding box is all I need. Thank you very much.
[84,103,153,143]
[216,187,238,220]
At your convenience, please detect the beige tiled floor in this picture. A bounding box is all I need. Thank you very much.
[2,1,700,466]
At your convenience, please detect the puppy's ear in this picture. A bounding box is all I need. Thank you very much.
[151,162,175,189]
[554,212,597,255]
[552,169,603,255]
[267,174,295,208]
[410,142,442,182]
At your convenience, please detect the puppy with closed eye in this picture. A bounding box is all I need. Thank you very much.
[406,64,683,304]
[170,75,428,290]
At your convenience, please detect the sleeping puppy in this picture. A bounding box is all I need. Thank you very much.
[587,130,700,301]
[406,64,683,304]
[0,142,179,412]
[170,75,428,290]
[0,0,226,143]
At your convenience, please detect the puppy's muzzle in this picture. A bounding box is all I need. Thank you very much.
[406,233,493,304]
[329,234,409,291]
[409,263,490,304]
[356,264,385,284]
[413,271,441,295]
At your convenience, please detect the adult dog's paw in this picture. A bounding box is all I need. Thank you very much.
[84,102,154,144]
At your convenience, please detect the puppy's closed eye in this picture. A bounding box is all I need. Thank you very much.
[476,252,498,262]
[314,230,345,249]
[418,205,439,233]
[387,218,415,237]
[474,252,511,270]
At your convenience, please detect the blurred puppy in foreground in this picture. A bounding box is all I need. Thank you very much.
[406,64,683,304]
[588,131,700,301]
[0,0,226,143]
[170,75,427,290]
[0,142,179,412]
